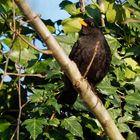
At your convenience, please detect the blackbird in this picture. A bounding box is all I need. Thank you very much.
[58,19,111,105]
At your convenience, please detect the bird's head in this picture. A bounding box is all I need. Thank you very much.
[80,19,96,27]
[79,19,97,34]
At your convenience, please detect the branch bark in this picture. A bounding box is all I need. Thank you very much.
[14,0,125,140]
[97,0,105,27]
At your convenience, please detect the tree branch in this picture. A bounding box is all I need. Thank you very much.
[14,0,124,139]
[97,0,106,27]
[122,18,140,24]
[79,0,85,13]
[10,26,53,55]
[6,72,48,78]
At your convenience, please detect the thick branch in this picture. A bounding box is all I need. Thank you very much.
[14,0,124,140]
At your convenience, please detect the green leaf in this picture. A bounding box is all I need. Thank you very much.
[105,35,121,51]
[107,2,114,10]
[123,6,131,19]
[125,67,136,79]
[26,59,61,80]
[103,0,113,12]
[124,58,139,71]
[44,128,67,140]
[65,133,76,140]
[132,76,140,90]
[118,112,133,123]
[108,108,121,120]
[117,123,132,133]
[133,121,140,128]
[61,116,83,138]
[44,83,62,93]
[73,96,89,112]
[108,94,122,107]
[106,9,116,23]
[126,93,140,106]
[47,25,56,33]
[59,0,72,9]
[47,97,62,114]
[0,4,10,13]
[43,19,56,33]
[48,118,60,127]
[85,4,100,23]
[26,59,54,74]
[128,0,140,10]
[55,33,78,55]
[9,36,38,67]
[62,17,83,33]
[22,118,46,140]
[126,46,140,58]
[105,35,121,65]
[124,103,138,112]
[97,76,117,95]
[127,132,137,140]
[30,89,45,103]
[1,38,12,49]
[80,114,100,133]
[114,66,125,82]
[64,3,81,16]
[0,120,11,132]
[128,22,140,32]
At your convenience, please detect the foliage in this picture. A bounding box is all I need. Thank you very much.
[0,0,140,139]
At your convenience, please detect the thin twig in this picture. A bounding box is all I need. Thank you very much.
[6,72,48,78]
[10,26,53,55]
[90,0,102,11]
[17,32,53,55]
[122,18,140,24]
[12,1,21,139]
[21,100,29,109]
[45,111,56,132]
[16,78,21,140]
[0,21,17,90]
[10,129,17,140]
[0,58,10,89]
[97,0,105,27]
[79,0,85,13]
[83,41,99,78]
[0,12,52,56]
[10,100,29,140]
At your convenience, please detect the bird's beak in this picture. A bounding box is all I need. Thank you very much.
[80,19,88,27]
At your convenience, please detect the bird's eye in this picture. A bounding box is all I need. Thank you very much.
[90,22,94,27]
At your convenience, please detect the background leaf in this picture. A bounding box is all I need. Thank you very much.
[0,120,11,133]
[61,116,83,138]
[22,118,47,140]
[62,17,83,33]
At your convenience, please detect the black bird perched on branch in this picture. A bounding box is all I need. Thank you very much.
[58,19,111,105]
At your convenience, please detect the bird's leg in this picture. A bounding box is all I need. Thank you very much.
[83,41,100,78]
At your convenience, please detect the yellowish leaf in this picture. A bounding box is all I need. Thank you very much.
[125,67,136,79]
[124,58,139,70]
